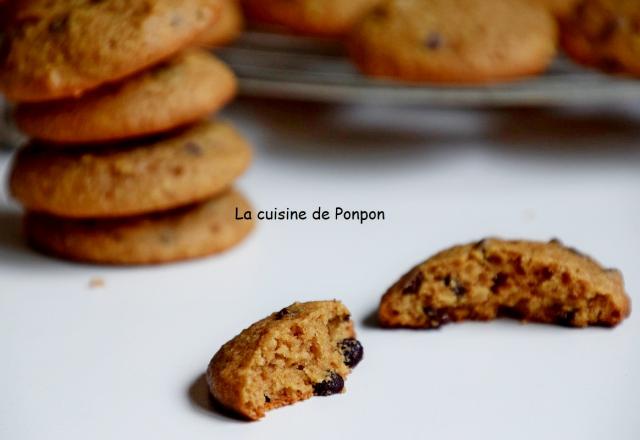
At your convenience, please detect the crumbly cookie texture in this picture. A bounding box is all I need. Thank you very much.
[379,238,631,329]
[10,120,251,218]
[347,0,558,83]
[15,49,237,143]
[242,0,382,37]
[0,0,221,102]
[207,300,364,420]
[194,0,244,47]
[24,188,254,265]
[561,0,640,75]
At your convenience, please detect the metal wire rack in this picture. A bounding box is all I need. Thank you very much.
[217,30,640,106]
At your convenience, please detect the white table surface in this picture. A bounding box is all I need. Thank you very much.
[1,99,639,440]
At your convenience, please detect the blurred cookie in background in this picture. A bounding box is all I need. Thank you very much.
[347,0,558,84]
[241,0,382,37]
[561,0,640,76]
[0,0,221,102]
[195,0,245,47]
[15,50,237,144]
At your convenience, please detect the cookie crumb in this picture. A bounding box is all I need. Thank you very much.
[89,277,105,289]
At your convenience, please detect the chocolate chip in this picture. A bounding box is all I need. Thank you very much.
[48,14,69,33]
[170,14,182,27]
[597,18,621,42]
[184,141,203,156]
[158,231,173,244]
[538,267,554,281]
[424,32,444,50]
[402,271,424,295]
[297,365,305,370]
[473,239,487,249]
[274,307,290,320]
[370,6,388,19]
[443,275,467,297]
[0,32,10,65]
[556,309,577,327]
[313,372,344,396]
[599,57,624,73]
[497,305,524,320]
[491,272,508,294]
[513,256,525,275]
[422,307,450,329]
[338,338,363,368]
[264,395,271,403]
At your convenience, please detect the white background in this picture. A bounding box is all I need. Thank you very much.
[1,100,638,439]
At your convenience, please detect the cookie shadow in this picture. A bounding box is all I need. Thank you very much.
[0,207,47,268]
[361,308,381,329]
[0,206,85,270]
[187,373,250,423]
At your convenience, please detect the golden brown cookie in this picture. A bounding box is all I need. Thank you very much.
[10,121,252,218]
[14,49,237,143]
[207,300,363,420]
[347,0,558,83]
[0,0,221,102]
[194,0,244,47]
[242,0,381,37]
[24,188,254,265]
[379,238,631,329]
[561,0,640,75]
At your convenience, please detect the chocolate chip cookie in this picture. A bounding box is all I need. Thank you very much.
[207,300,363,420]
[348,0,558,83]
[0,0,221,102]
[561,0,640,75]
[25,188,254,265]
[10,121,252,218]
[15,49,237,143]
[379,238,631,329]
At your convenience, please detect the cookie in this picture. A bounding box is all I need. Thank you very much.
[0,0,221,102]
[24,188,254,265]
[560,0,640,75]
[533,0,580,17]
[194,0,244,47]
[10,121,252,218]
[14,49,237,143]
[379,238,631,329]
[242,0,381,37]
[207,300,363,420]
[347,0,558,83]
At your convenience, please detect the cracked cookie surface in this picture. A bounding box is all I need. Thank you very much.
[379,238,631,329]
[207,300,363,420]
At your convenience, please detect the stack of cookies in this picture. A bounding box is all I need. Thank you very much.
[0,0,254,265]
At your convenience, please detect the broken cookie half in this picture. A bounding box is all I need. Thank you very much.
[379,238,631,329]
[207,300,363,420]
